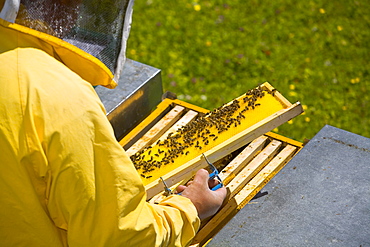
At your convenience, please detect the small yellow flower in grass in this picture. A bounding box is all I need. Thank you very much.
[305,117,311,122]
[289,84,295,90]
[305,57,311,63]
[194,4,201,11]
[301,104,307,115]
[319,8,325,14]
[337,26,343,31]
[288,91,297,97]
[288,120,293,125]
[273,128,279,132]
[342,106,347,111]
[206,41,212,47]
[350,78,360,84]
[130,49,136,55]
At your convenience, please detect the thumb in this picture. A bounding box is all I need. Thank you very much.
[192,169,210,188]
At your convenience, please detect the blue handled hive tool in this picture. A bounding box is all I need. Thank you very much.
[160,177,173,196]
[202,153,223,191]
[160,154,223,196]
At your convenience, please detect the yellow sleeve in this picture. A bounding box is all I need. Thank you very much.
[22,49,200,246]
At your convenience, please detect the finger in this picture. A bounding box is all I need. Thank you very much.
[208,178,220,189]
[175,185,187,194]
[186,180,194,186]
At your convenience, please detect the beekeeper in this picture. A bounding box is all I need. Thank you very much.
[0,0,226,246]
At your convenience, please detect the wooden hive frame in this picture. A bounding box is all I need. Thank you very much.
[190,136,301,246]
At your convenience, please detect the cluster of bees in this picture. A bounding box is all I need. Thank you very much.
[130,85,277,179]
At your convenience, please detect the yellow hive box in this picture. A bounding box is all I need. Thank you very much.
[120,82,303,198]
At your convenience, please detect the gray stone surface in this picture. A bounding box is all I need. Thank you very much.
[96,59,162,140]
[209,125,370,247]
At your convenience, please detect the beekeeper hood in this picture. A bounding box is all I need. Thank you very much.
[0,0,134,85]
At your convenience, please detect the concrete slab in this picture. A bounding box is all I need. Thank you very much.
[96,59,162,140]
[208,125,370,247]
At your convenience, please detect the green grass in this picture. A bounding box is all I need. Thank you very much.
[127,0,370,142]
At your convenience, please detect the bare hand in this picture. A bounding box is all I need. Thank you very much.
[176,169,227,220]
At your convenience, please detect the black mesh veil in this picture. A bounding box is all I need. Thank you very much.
[15,0,134,81]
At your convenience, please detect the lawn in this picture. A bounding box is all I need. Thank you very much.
[127,0,369,142]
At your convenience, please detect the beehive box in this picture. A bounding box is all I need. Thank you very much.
[120,82,303,198]
[119,82,304,246]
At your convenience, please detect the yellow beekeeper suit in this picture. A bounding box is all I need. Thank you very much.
[0,15,200,247]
